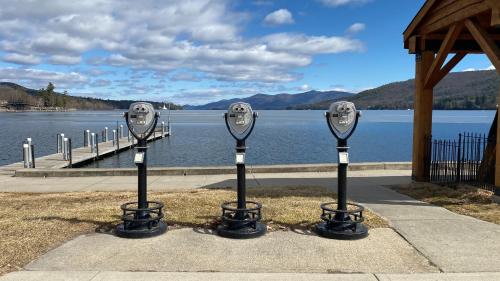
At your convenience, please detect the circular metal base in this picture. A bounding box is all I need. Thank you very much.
[315,221,368,240]
[217,222,266,239]
[115,220,167,239]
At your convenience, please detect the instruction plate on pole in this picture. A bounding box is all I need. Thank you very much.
[338,152,349,164]
[235,153,245,164]
[134,152,144,164]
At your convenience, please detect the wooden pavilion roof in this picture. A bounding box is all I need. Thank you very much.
[404,0,500,54]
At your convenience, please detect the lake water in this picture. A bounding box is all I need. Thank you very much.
[0,110,495,167]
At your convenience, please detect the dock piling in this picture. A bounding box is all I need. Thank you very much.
[63,138,69,160]
[58,133,65,153]
[112,129,116,147]
[95,134,99,157]
[23,143,30,168]
[56,134,61,153]
[104,127,109,142]
[84,130,90,147]
[90,133,96,153]
[68,138,72,167]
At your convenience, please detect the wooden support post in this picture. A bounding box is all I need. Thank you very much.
[412,51,435,181]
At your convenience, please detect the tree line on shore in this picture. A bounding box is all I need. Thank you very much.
[0,82,183,110]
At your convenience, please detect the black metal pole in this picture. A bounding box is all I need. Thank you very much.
[137,138,148,217]
[236,139,246,213]
[337,138,348,214]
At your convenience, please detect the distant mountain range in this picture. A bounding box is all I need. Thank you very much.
[294,70,499,110]
[2,69,498,111]
[0,82,182,110]
[187,70,499,110]
[184,90,354,110]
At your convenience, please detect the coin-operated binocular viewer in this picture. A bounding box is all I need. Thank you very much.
[315,101,368,240]
[217,102,266,239]
[115,102,167,238]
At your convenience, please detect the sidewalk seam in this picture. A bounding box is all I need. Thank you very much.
[391,227,444,273]
[87,270,101,281]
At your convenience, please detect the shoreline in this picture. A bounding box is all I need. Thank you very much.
[13,162,411,177]
[0,108,77,112]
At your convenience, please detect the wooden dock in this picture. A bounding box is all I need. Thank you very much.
[0,129,169,175]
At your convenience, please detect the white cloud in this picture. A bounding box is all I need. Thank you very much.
[48,55,81,65]
[0,0,366,87]
[319,0,370,7]
[462,65,496,72]
[0,67,88,89]
[264,9,294,25]
[263,33,364,55]
[347,23,366,34]
[2,53,41,65]
[90,79,111,87]
[299,84,311,91]
[170,72,202,82]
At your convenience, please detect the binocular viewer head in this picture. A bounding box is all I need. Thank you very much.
[326,101,360,141]
[126,102,159,140]
[225,102,256,140]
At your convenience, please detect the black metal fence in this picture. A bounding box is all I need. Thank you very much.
[427,132,495,192]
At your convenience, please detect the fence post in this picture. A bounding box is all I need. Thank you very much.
[104,127,109,142]
[456,133,462,183]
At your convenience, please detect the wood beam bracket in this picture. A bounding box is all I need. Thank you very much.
[486,0,500,26]
[424,22,465,89]
[465,19,500,73]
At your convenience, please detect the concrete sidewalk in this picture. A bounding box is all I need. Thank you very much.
[24,228,435,274]
[0,169,409,192]
[2,271,500,281]
[1,169,500,280]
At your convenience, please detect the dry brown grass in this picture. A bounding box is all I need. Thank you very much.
[391,183,500,225]
[0,186,387,275]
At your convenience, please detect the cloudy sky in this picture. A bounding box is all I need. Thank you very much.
[0,0,494,105]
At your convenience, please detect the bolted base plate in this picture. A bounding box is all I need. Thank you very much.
[217,222,266,239]
[315,221,368,240]
[115,221,167,239]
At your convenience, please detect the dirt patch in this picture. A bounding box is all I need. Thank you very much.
[391,183,500,225]
[0,186,387,275]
